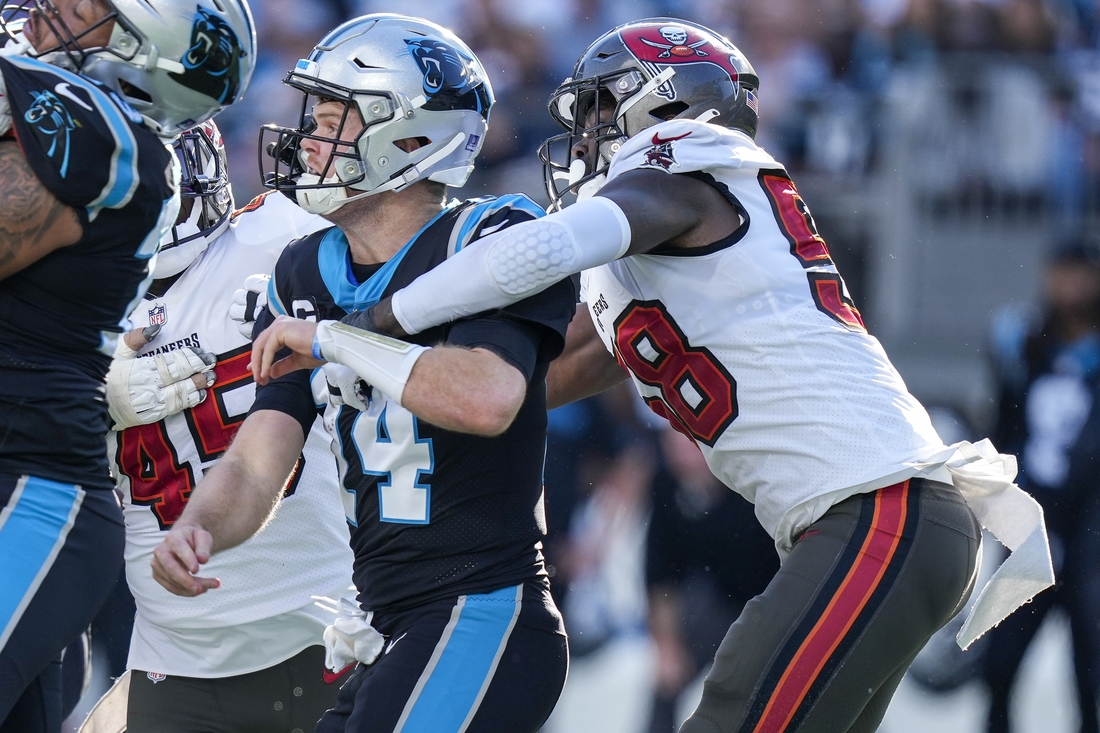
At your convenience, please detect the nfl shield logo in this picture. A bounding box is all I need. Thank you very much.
[147,671,166,684]
[148,304,167,326]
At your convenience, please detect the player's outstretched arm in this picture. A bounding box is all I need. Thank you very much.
[364,170,737,338]
[547,304,628,409]
[151,409,306,596]
[253,317,528,436]
[0,141,82,280]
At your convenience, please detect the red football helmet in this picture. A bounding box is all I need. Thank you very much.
[538,18,759,209]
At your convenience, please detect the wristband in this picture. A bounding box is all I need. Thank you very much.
[314,320,427,407]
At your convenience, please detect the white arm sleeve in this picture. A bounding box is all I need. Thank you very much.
[390,196,631,335]
[313,321,428,408]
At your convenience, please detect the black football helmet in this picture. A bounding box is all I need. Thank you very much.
[538,18,759,209]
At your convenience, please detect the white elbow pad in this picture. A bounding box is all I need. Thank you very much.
[391,196,631,335]
[484,196,631,296]
[313,321,427,408]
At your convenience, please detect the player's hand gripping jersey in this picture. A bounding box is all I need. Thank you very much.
[106,193,351,677]
[252,195,576,612]
[580,119,952,553]
[0,55,177,489]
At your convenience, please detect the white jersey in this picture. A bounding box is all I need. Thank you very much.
[107,192,354,677]
[582,120,953,554]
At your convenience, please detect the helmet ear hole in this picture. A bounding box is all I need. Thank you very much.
[650,101,688,121]
[393,136,432,153]
[119,79,152,104]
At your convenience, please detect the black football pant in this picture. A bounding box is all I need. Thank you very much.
[680,478,981,733]
[127,644,350,733]
[316,581,568,733]
[0,475,125,733]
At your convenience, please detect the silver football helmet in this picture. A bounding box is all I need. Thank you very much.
[154,119,233,278]
[260,14,494,215]
[0,0,257,136]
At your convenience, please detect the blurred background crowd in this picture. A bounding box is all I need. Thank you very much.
[70,0,1100,731]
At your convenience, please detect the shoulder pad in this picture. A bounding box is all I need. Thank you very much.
[267,226,334,317]
[0,56,152,210]
[230,190,329,247]
[446,193,546,257]
[608,119,779,181]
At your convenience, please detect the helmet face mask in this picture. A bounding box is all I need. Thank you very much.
[258,14,494,215]
[261,80,387,196]
[0,0,132,66]
[539,70,639,212]
[539,17,760,210]
[155,120,232,279]
[0,0,257,136]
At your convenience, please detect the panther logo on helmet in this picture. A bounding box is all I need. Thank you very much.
[169,7,249,104]
[405,38,487,114]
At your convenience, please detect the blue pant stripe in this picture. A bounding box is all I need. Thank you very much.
[0,476,83,650]
[397,585,522,733]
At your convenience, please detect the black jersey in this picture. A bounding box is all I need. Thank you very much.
[251,195,576,612]
[0,56,177,489]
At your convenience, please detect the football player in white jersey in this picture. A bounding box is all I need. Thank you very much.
[264,18,1056,733]
[102,122,354,733]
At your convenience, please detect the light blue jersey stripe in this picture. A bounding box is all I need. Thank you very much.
[451,194,545,256]
[267,273,288,316]
[0,476,83,650]
[397,585,522,733]
[318,202,461,313]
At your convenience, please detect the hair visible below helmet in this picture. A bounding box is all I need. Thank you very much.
[538,18,759,210]
[0,0,257,137]
[259,14,494,215]
[153,120,232,278]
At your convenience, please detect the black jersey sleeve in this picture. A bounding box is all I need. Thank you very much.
[0,56,153,213]
[446,276,576,382]
[248,306,321,438]
[447,314,544,382]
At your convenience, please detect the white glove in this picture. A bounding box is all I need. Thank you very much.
[323,598,385,672]
[322,362,372,412]
[106,347,217,430]
[228,274,270,340]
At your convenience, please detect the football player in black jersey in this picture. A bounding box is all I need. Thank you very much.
[152,15,573,733]
[0,1,255,730]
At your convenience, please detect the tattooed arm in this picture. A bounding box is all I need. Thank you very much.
[0,140,82,281]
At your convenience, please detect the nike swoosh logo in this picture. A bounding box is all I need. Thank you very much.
[385,632,407,655]
[54,82,94,112]
[323,663,355,684]
[651,131,692,145]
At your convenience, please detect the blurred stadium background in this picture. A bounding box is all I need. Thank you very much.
[70,0,1100,730]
